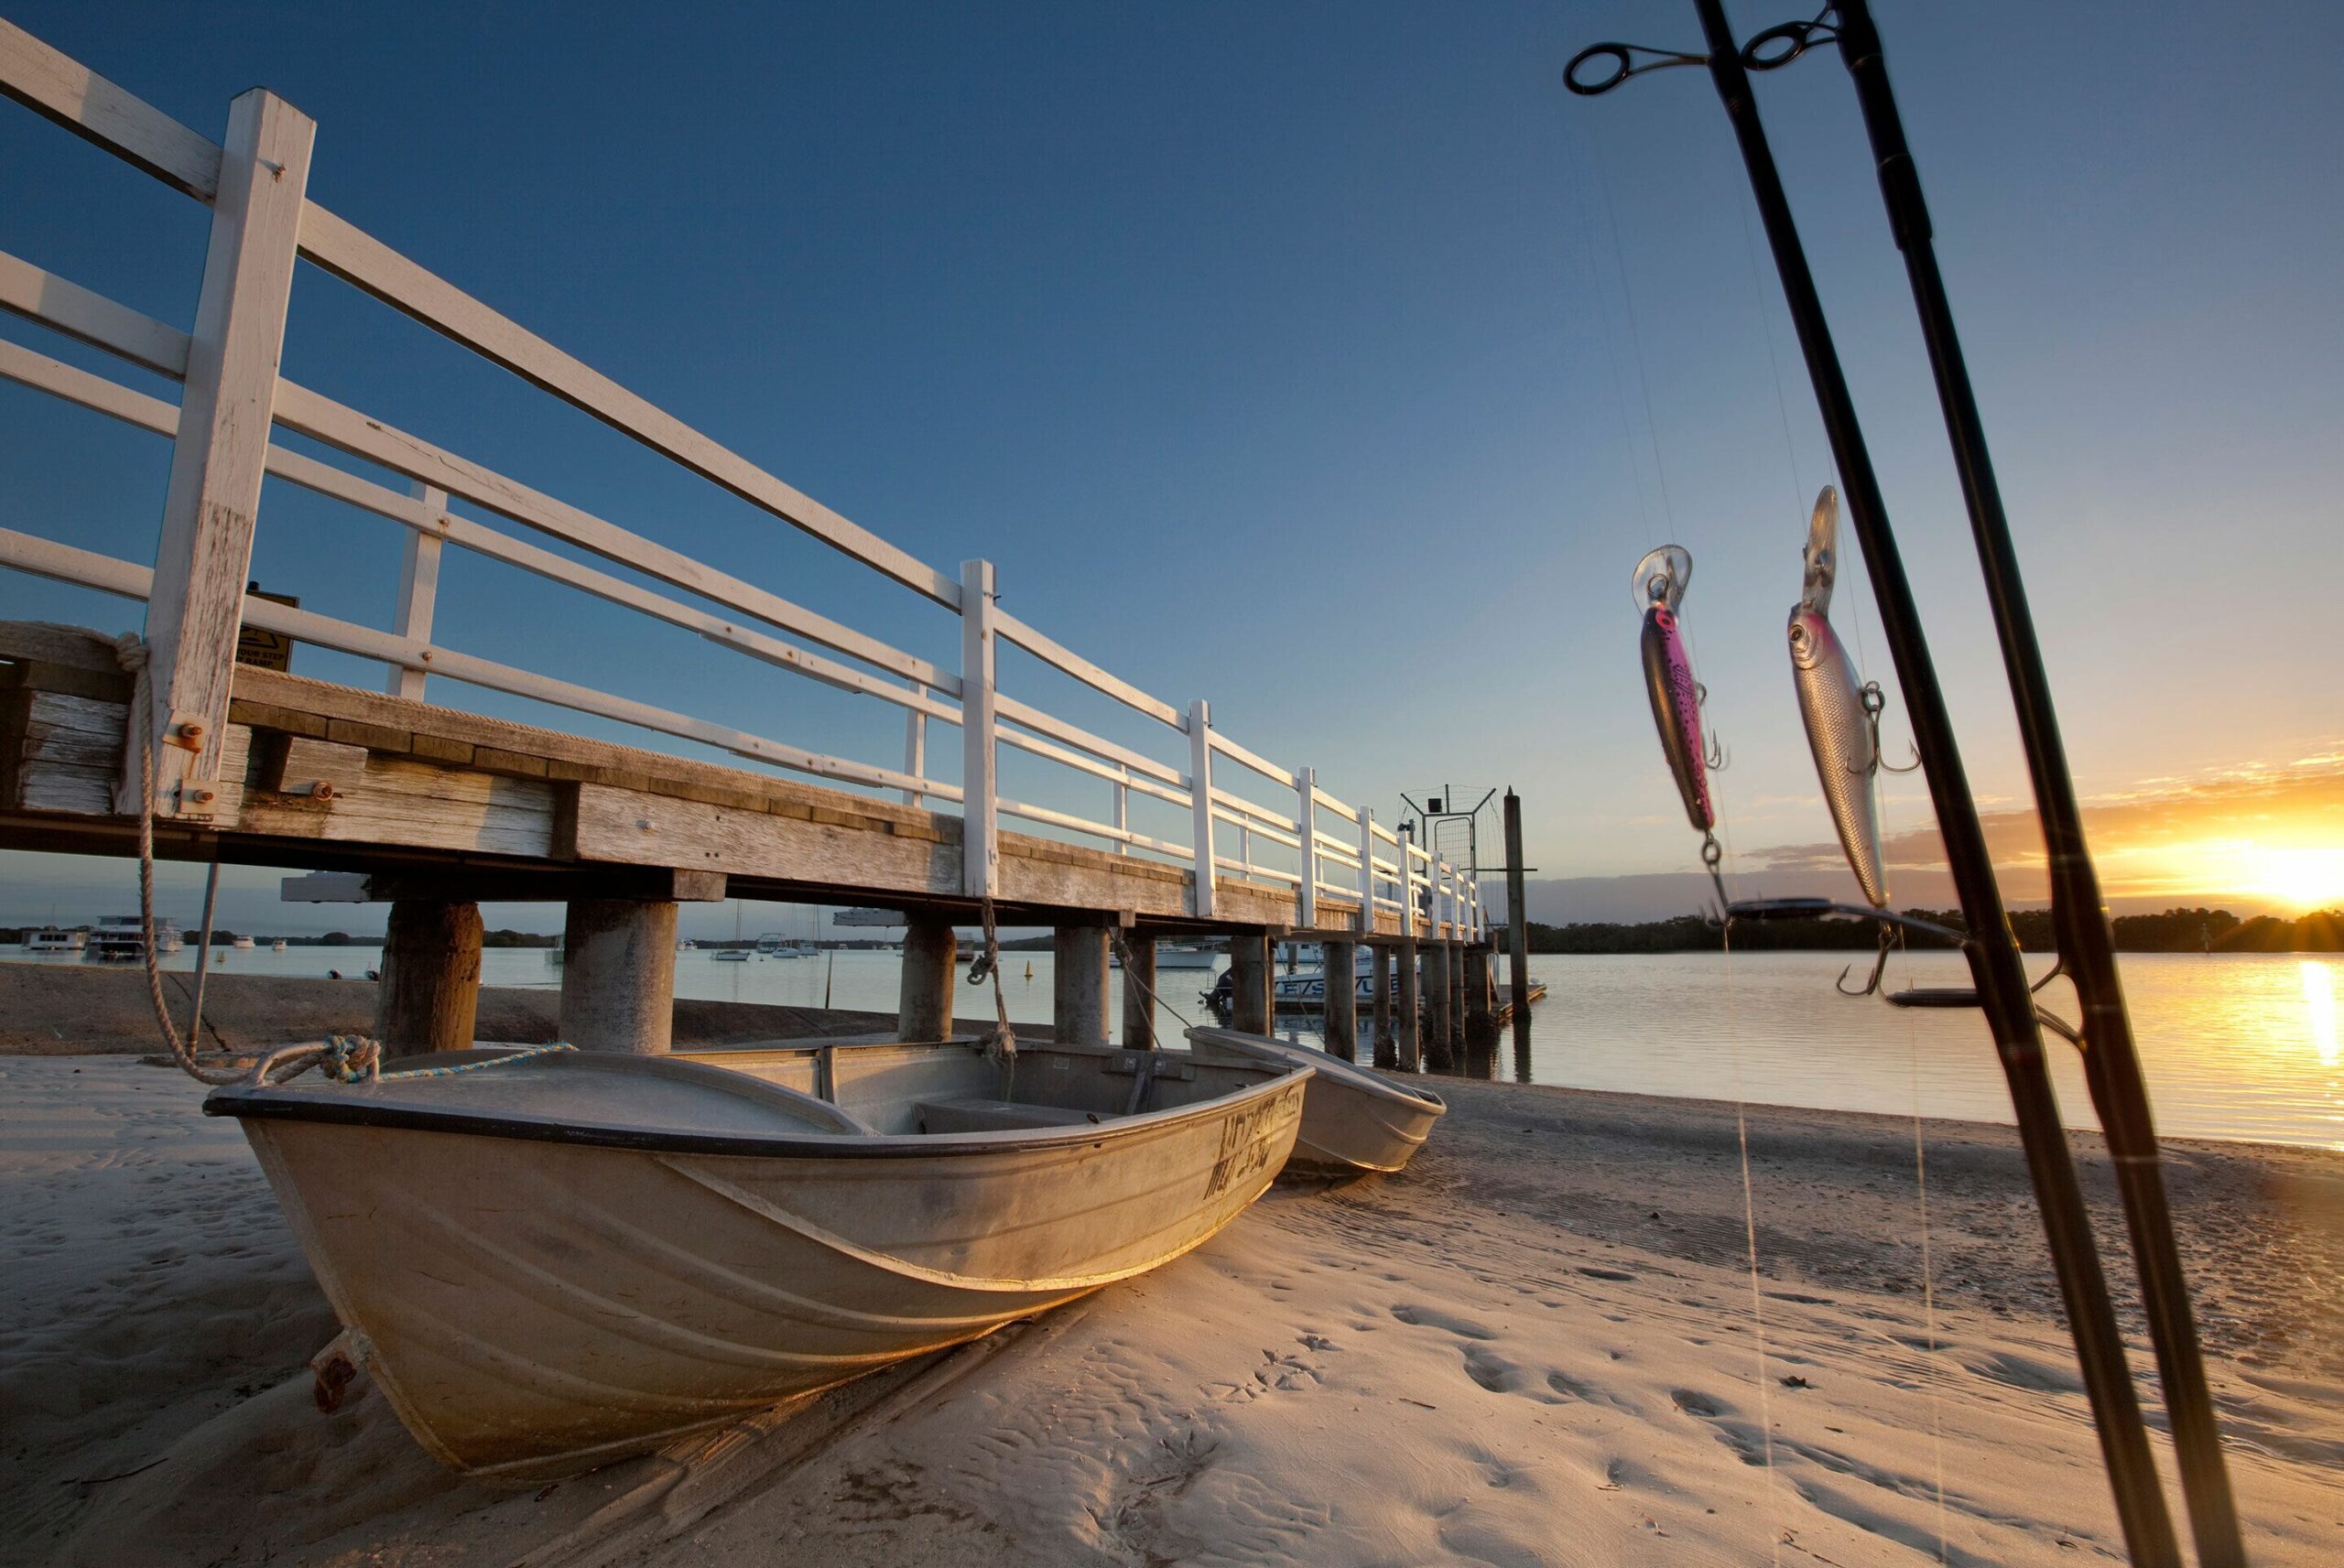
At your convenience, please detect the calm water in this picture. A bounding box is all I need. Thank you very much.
[17,946,2340,1151]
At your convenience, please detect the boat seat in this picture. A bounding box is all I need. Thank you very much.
[913,1098,1104,1135]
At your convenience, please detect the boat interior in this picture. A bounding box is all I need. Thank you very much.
[678,1038,1289,1136]
[211,1040,1297,1144]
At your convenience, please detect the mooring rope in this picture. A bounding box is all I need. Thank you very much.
[115,633,251,1087]
[965,897,1018,1072]
[114,633,567,1091]
[1108,928,1198,1036]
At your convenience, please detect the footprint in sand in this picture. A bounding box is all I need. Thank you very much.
[1670,1388,1731,1418]
[1961,1349,2084,1395]
[1576,1266,1637,1282]
[1390,1303,1496,1340]
[1460,1345,1522,1394]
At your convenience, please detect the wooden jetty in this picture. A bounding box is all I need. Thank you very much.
[0,19,1508,1065]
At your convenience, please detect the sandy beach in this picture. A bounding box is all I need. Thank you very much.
[3,1042,2339,1567]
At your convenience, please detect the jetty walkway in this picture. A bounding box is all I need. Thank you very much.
[0,20,1510,1065]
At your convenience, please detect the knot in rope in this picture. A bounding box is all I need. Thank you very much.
[318,1033,382,1083]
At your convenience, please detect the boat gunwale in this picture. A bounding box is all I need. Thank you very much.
[204,1054,1314,1161]
[1184,1026,1447,1115]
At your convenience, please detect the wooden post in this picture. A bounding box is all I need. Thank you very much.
[1395,935,1422,1071]
[1112,768,1130,856]
[559,899,678,1054]
[1372,943,1394,1068]
[1322,936,1358,1062]
[386,481,445,700]
[1228,931,1272,1033]
[1504,789,1532,1059]
[960,559,998,898]
[131,89,314,819]
[1423,942,1453,1071]
[899,681,928,807]
[1121,931,1158,1049]
[898,915,957,1040]
[1053,923,1111,1046]
[1449,940,1470,1054]
[1188,698,1216,918]
[1357,806,1377,935]
[374,899,481,1057]
[1464,944,1497,1050]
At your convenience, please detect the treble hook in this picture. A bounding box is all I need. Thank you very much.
[1836,921,1894,997]
[1861,680,1922,773]
[1696,680,1729,773]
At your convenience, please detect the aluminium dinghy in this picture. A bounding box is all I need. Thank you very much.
[1183,1025,1443,1176]
[206,1039,1308,1481]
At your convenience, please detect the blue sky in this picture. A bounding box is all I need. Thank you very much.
[2,1,2339,935]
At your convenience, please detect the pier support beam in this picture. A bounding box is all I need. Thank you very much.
[1464,945,1498,1052]
[1450,943,1471,1055]
[1371,945,1395,1069]
[898,916,958,1041]
[374,899,482,1057]
[1423,943,1453,1071]
[559,899,677,1054]
[1322,937,1358,1062]
[1053,923,1111,1047]
[1228,932,1273,1034]
[1395,935,1421,1072]
[1121,932,1158,1050]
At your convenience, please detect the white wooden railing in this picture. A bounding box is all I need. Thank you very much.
[0,19,1485,941]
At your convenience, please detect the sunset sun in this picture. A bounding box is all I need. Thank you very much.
[2252,845,2344,914]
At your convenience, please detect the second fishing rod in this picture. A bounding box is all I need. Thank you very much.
[1568,1,2180,1560]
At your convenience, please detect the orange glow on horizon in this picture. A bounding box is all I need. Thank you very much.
[2097,838,2344,913]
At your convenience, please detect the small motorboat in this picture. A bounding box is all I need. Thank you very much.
[207,1040,1308,1481]
[1184,1025,1444,1177]
[711,948,751,962]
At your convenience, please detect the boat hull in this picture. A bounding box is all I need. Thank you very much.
[223,1055,1305,1480]
[1185,1027,1444,1176]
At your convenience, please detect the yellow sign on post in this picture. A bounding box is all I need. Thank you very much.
[236,581,298,671]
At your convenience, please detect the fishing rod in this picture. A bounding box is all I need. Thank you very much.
[1566,5,2182,1563]
[1739,6,2244,1559]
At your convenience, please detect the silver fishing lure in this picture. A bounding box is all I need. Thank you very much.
[1788,486,1922,1001]
[1786,486,1892,910]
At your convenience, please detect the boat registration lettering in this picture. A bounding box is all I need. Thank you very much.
[1205,1090,1289,1197]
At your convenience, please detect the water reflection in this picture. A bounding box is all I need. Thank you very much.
[2307,961,2339,1067]
[17,945,2338,1149]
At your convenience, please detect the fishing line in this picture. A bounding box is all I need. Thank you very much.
[1722,915,1785,1567]
[1560,115,1661,551]
[1586,112,1679,536]
[1904,931,1953,1564]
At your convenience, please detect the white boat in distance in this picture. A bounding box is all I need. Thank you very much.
[21,925,81,953]
[207,1040,1308,1480]
[85,914,168,962]
[754,933,818,957]
[1186,1026,1445,1176]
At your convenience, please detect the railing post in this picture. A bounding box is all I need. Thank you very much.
[960,559,998,898]
[900,680,928,808]
[387,481,446,701]
[1112,767,1129,856]
[1294,766,1317,929]
[1188,698,1215,918]
[129,89,314,818]
[1398,824,1416,937]
[1356,806,1375,934]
